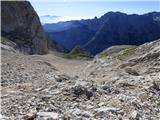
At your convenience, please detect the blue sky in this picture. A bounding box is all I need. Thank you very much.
[30,0,160,23]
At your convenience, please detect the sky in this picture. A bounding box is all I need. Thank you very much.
[29,0,160,23]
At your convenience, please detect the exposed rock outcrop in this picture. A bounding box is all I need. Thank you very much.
[1,1,48,54]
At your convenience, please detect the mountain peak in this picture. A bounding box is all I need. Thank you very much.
[44,11,160,55]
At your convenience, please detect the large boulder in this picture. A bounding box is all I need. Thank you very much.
[1,1,48,54]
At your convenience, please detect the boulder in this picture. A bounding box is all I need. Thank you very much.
[1,1,48,54]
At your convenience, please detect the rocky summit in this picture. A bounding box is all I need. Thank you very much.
[1,38,160,119]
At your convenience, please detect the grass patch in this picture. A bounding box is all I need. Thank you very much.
[1,36,9,44]
[63,46,93,60]
[98,45,137,59]
[1,36,17,48]
[117,46,137,60]
[99,52,109,58]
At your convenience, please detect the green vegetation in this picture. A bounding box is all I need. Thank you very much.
[1,36,9,44]
[98,45,138,60]
[64,46,93,60]
[1,36,17,48]
[117,46,137,60]
[98,46,135,58]
[99,52,109,58]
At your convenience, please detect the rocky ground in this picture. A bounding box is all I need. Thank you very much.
[1,39,160,120]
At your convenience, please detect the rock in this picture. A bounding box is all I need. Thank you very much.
[95,107,120,113]
[74,79,93,87]
[119,62,136,69]
[54,74,69,82]
[151,81,160,91]
[102,84,120,94]
[1,1,48,54]
[102,85,112,93]
[125,67,139,76]
[130,110,141,119]
[85,90,93,100]
[72,85,86,96]
[94,107,120,118]
[41,95,52,101]
[91,86,97,92]
[1,44,16,53]
[82,111,94,118]
[131,110,137,118]
[23,112,37,120]
[35,87,43,91]
[71,108,82,116]
[118,82,135,88]
[37,112,59,119]
[58,114,65,120]
[98,102,105,107]
[72,85,93,99]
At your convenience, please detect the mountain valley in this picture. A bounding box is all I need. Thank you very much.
[1,1,160,120]
[44,12,160,54]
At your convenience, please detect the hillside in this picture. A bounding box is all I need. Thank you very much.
[43,17,103,50]
[85,12,160,54]
[1,1,160,120]
[1,38,160,119]
[44,12,160,54]
[49,25,95,50]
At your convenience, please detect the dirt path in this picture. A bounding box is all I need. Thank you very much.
[31,53,89,77]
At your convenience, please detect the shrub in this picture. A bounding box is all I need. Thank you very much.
[64,46,93,60]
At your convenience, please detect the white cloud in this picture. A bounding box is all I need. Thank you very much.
[40,15,94,24]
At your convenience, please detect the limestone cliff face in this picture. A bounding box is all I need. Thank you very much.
[1,1,48,54]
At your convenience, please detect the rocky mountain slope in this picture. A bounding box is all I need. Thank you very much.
[1,1,48,54]
[85,12,160,54]
[1,38,160,119]
[44,12,160,54]
[49,25,95,50]
[43,17,103,51]
[1,1,65,54]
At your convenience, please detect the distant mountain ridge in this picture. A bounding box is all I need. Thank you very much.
[85,12,160,54]
[44,20,85,32]
[43,11,160,55]
[41,15,93,24]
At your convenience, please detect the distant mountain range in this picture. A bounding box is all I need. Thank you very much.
[43,12,160,55]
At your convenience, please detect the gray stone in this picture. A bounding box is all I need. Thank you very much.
[1,1,48,54]
[72,85,93,99]
[37,112,59,119]
[125,67,139,76]
[94,107,120,113]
